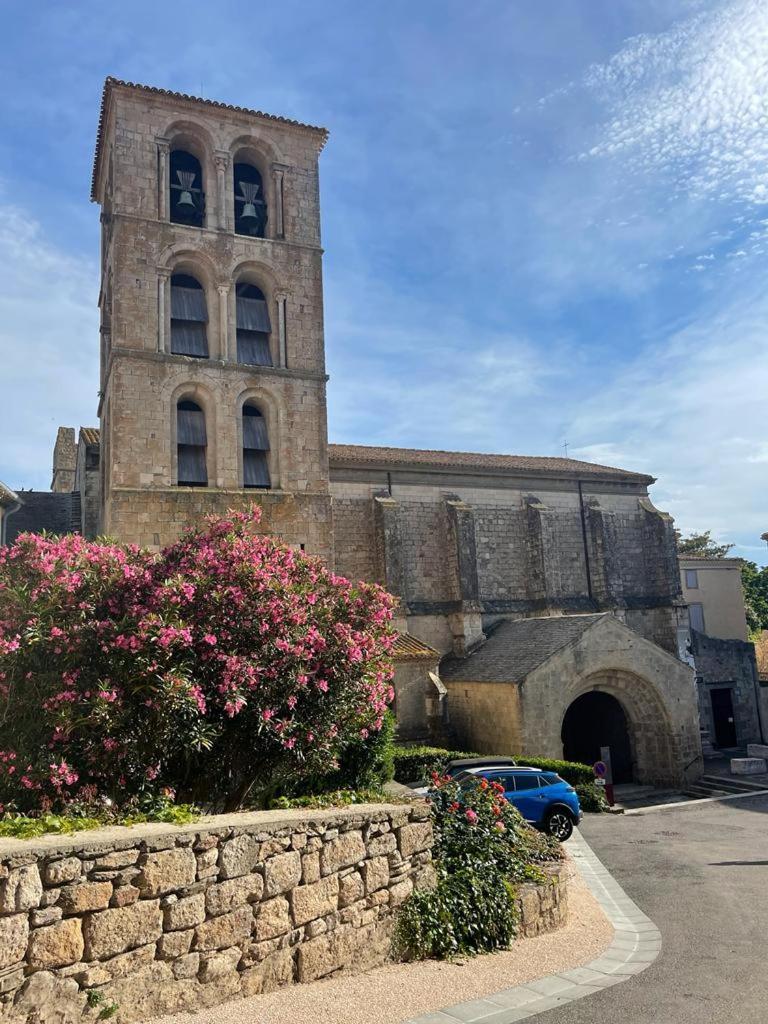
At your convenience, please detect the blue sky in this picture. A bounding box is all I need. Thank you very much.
[0,0,766,563]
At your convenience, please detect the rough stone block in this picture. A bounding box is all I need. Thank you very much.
[12,970,85,1021]
[362,856,389,894]
[339,872,364,908]
[194,906,252,951]
[112,884,140,907]
[101,942,156,979]
[59,881,113,913]
[264,851,302,896]
[44,857,82,886]
[731,757,767,775]
[157,929,194,960]
[301,852,320,884]
[172,952,200,980]
[0,865,42,913]
[389,878,413,907]
[164,893,205,931]
[137,847,196,896]
[219,834,260,879]
[206,873,263,916]
[398,822,432,857]
[254,896,291,941]
[31,906,63,927]
[747,744,768,760]
[27,918,84,969]
[0,915,28,969]
[321,832,366,875]
[83,899,162,959]
[367,832,397,857]
[291,875,339,927]
[240,948,294,995]
[198,946,242,983]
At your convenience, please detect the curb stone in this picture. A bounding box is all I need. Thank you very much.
[401,829,661,1024]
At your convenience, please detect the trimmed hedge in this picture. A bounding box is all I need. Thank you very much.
[392,746,594,787]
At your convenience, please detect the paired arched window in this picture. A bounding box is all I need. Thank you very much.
[170,274,209,357]
[177,400,208,486]
[170,150,204,227]
[236,283,272,366]
[242,405,270,488]
[234,163,267,237]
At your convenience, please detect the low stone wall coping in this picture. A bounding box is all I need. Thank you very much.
[0,802,429,862]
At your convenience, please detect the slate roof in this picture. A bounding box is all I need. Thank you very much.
[5,492,81,545]
[328,444,653,484]
[392,633,440,661]
[91,78,329,201]
[439,614,609,684]
[80,427,100,447]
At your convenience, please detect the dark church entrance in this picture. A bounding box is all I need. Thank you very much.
[561,691,634,783]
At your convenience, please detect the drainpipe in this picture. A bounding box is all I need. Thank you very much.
[577,480,594,603]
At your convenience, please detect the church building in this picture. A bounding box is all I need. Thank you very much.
[5,78,704,786]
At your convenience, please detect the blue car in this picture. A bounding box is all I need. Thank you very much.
[456,766,581,841]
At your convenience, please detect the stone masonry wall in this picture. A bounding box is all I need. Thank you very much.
[0,804,432,1023]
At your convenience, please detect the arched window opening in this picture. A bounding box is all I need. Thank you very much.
[242,405,270,489]
[234,163,267,237]
[177,400,208,487]
[170,274,209,357]
[170,150,204,227]
[236,284,272,366]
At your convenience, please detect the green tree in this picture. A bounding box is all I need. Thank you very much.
[676,530,733,558]
[741,560,768,637]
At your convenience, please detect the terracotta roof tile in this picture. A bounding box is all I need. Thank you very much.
[392,632,440,660]
[91,77,328,202]
[328,444,653,483]
[79,427,100,447]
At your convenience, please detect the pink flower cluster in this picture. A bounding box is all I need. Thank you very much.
[0,509,396,810]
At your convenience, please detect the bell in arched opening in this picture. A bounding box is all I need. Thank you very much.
[234,162,267,237]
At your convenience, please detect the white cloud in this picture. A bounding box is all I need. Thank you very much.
[568,280,768,558]
[582,0,768,208]
[0,203,98,489]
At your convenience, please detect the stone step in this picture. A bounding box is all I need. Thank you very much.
[701,774,768,792]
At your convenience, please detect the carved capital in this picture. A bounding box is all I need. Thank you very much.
[214,151,230,172]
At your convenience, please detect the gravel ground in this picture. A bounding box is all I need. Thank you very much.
[147,856,613,1024]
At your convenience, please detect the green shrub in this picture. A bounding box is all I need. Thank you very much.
[575,782,609,813]
[395,773,561,960]
[392,746,480,783]
[267,789,393,810]
[396,867,517,959]
[391,745,594,787]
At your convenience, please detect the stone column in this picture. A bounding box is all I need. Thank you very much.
[272,164,288,239]
[373,496,408,607]
[156,138,170,221]
[445,499,484,655]
[214,152,230,231]
[157,268,171,353]
[276,293,287,367]
[217,284,230,360]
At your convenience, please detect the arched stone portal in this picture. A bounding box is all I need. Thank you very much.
[561,691,633,782]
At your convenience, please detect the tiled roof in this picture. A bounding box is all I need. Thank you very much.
[5,491,81,544]
[79,427,101,447]
[328,444,653,483]
[755,631,768,681]
[440,614,608,683]
[392,632,440,660]
[91,77,329,201]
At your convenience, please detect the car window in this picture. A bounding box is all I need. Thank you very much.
[538,773,559,787]
[512,774,540,791]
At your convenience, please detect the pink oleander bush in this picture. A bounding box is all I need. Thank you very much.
[0,509,396,813]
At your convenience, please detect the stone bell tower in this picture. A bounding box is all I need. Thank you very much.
[91,78,332,556]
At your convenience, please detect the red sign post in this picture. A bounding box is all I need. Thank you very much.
[594,749,614,806]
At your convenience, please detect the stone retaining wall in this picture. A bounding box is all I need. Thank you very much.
[0,803,433,1023]
[515,863,569,938]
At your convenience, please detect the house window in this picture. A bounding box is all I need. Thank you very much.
[233,163,267,237]
[236,284,272,366]
[169,150,204,227]
[170,275,208,357]
[177,400,208,486]
[689,602,706,634]
[685,569,699,589]
[242,405,270,488]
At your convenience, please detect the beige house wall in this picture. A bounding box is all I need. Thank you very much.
[443,680,524,755]
[680,558,748,641]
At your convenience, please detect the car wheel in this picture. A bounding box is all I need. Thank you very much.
[545,810,573,841]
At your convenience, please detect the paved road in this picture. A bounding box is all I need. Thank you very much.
[536,795,768,1024]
